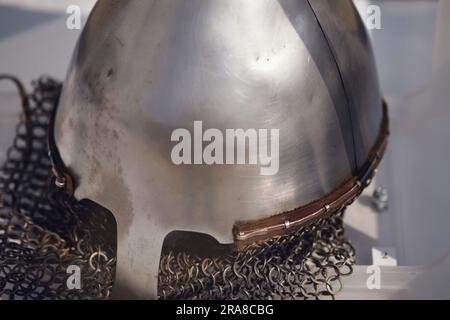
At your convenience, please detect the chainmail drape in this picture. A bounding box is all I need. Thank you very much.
[0,77,355,300]
[0,77,116,300]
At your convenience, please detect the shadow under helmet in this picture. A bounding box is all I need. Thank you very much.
[50,0,388,299]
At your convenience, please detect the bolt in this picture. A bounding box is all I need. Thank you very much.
[55,176,66,188]
[372,186,389,212]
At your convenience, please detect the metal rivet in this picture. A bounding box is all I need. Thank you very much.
[55,177,66,188]
[284,220,291,229]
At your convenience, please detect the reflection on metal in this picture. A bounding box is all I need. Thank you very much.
[51,0,385,298]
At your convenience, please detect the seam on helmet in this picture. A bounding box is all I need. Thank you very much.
[305,0,359,173]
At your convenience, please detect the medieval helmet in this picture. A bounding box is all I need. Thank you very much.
[50,0,388,299]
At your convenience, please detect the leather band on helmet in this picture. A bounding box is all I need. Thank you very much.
[233,101,389,250]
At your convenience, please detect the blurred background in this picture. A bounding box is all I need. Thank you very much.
[0,0,449,298]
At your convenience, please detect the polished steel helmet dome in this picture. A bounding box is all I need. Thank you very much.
[51,0,388,298]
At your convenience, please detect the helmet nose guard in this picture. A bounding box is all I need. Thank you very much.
[51,0,388,299]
